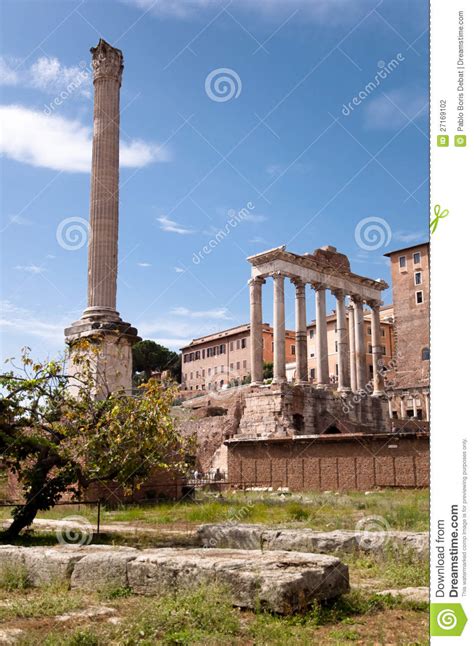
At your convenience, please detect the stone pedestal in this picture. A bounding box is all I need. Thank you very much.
[65,318,139,396]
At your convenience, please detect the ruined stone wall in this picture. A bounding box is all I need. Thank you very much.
[226,433,429,491]
[237,384,390,438]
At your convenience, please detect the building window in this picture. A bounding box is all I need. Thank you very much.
[399,255,406,269]
[207,368,211,376]
[413,251,421,265]
[335,364,338,376]
[416,290,423,304]
[381,328,385,337]
[368,344,372,353]
[310,368,315,379]
[243,360,247,369]
[236,339,241,350]
[230,363,234,370]
[367,326,371,335]
[309,329,314,339]
[382,346,386,355]
[190,372,193,380]
[219,344,225,354]
[236,361,240,370]
[221,365,224,373]
[241,338,247,349]
[335,340,338,352]
[414,271,422,285]
[230,342,234,351]
[422,347,430,361]
[195,350,200,360]
[214,367,218,375]
[291,345,296,355]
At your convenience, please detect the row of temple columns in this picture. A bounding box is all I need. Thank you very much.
[249,273,385,395]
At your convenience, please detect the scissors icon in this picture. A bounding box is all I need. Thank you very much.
[430,204,449,234]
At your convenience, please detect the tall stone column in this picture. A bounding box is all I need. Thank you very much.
[272,272,287,384]
[83,39,123,320]
[412,393,418,419]
[65,40,139,396]
[353,296,366,391]
[293,279,308,384]
[314,285,329,387]
[424,392,430,421]
[369,300,384,396]
[249,277,265,385]
[348,301,357,392]
[400,395,407,419]
[333,289,350,392]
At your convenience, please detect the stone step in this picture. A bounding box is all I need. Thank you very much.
[197,524,428,557]
[0,545,349,615]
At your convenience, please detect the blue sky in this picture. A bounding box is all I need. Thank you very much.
[0,0,429,360]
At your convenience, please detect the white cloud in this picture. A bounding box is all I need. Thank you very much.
[0,55,91,97]
[241,212,268,224]
[174,266,185,273]
[393,230,426,244]
[137,310,235,349]
[15,264,45,274]
[157,215,194,235]
[170,306,233,320]
[0,301,65,344]
[0,105,170,172]
[137,261,152,267]
[122,0,375,23]
[0,57,20,85]
[364,89,428,130]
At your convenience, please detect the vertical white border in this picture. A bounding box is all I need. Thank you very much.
[431,0,473,641]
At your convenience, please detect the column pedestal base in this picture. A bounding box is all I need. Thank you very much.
[65,316,140,397]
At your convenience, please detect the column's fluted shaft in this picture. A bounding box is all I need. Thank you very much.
[333,290,350,391]
[348,302,357,392]
[83,40,123,319]
[272,273,286,383]
[293,280,308,383]
[370,301,384,396]
[315,285,329,387]
[353,296,367,390]
[249,277,264,384]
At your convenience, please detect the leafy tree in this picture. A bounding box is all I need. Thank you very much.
[263,362,273,380]
[132,340,181,382]
[0,346,191,541]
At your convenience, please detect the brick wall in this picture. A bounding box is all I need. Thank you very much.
[387,243,430,389]
[226,433,429,491]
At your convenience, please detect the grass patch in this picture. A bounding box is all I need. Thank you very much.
[0,488,429,535]
[0,583,91,621]
[344,548,429,589]
[0,563,30,591]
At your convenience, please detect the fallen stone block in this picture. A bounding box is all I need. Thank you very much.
[127,547,349,614]
[71,549,138,590]
[197,524,428,557]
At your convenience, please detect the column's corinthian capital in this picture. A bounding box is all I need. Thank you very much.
[248,276,265,287]
[91,39,124,84]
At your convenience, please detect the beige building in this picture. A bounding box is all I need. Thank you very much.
[384,242,430,421]
[181,323,295,392]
